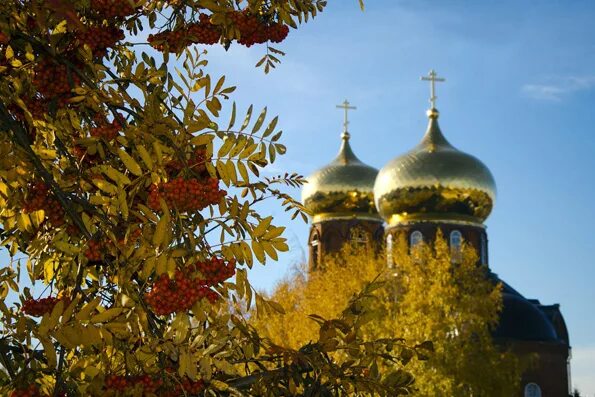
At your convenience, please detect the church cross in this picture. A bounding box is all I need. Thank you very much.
[336,99,356,136]
[421,69,445,109]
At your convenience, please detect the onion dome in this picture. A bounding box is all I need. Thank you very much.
[374,108,496,226]
[302,131,380,222]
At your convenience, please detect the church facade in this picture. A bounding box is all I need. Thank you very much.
[300,72,571,396]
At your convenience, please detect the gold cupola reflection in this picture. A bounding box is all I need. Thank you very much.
[374,107,496,226]
[302,101,380,222]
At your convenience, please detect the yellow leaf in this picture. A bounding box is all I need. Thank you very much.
[216,160,228,185]
[118,188,129,220]
[261,241,278,261]
[156,254,168,275]
[16,213,32,232]
[90,307,125,324]
[61,296,80,324]
[210,380,230,391]
[136,144,154,170]
[29,210,45,227]
[263,226,285,240]
[54,240,78,255]
[118,149,143,176]
[67,96,86,103]
[226,160,237,185]
[40,337,57,369]
[251,107,267,134]
[48,299,65,330]
[251,241,265,264]
[92,178,117,195]
[141,257,156,279]
[5,46,14,60]
[152,215,168,247]
[75,297,101,322]
[218,137,234,157]
[62,325,83,346]
[190,134,215,146]
[179,349,189,377]
[252,216,272,238]
[103,167,131,185]
[237,161,249,183]
[240,241,253,267]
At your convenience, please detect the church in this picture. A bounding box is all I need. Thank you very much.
[300,71,571,396]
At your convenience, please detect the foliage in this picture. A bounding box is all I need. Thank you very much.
[0,0,417,396]
[252,231,525,396]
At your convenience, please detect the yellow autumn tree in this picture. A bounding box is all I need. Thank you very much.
[252,231,525,396]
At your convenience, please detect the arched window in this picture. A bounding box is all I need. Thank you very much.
[309,233,320,269]
[480,233,488,265]
[410,231,423,262]
[524,383,542,397]
[450,230,462,263]
[386,234,393,268]
[410,231,423,247]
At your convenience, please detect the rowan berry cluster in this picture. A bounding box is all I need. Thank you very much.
[104,374,163,393]
[90,117,122,140]
[148,16,220,53]
[23,182,65,227]
[10,385,41,397]
[77,26,124,58]
[166,148,209,177]
[8,98,47,123]
[33,60,81,102]
[230,11,289,47]
[117,227,142,247]
[169,379,205,396]
[90,0,136,19]
[0,32,9,45]
[145,271,218,316]
[22,297,68,317]
[191,257,236,286]
[72,144,98,164]
[188,13,221,44]
[147,177,226,212]
[267,23,290,43]
[23,97,48,120]
[148,29,187,53]
[84,239,106,261]
[104,374,204,396]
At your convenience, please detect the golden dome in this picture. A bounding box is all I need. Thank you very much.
[374,108,496,226]
[302,132,380,222]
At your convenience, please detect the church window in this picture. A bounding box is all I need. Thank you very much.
[386,234,393,268]
[524,383,541,397]
[480,233,488,265]
[310,233,320,269]
[410,231,423,247]
[410,231,423,262]
[450,230,462,263]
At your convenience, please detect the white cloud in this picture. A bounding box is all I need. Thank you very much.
[572,345,595,396]
[522,76,595,101]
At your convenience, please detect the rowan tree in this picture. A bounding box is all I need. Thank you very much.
[253,232,525,396]
[0,0,419,396]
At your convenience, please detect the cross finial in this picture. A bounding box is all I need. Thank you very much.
[336,99,356,139]
[421,69,445,110]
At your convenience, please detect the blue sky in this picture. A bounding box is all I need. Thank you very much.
[200,0,595,393]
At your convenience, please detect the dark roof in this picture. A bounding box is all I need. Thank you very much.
[493,292,559,342]
[538,303,570,345]
[487,271,565,342]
